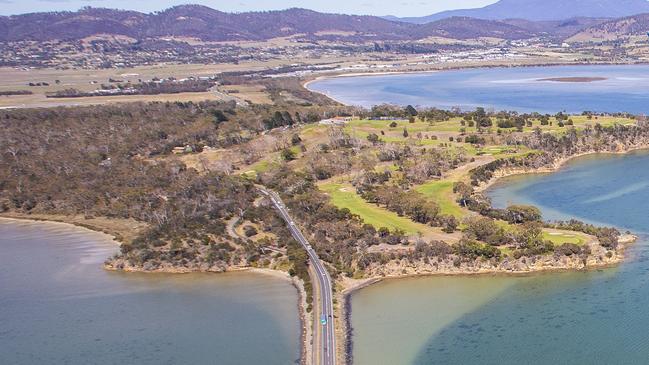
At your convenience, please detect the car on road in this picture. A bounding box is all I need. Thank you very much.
[320,315,327,325]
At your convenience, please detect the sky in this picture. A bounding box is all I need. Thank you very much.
[0,0,499,17]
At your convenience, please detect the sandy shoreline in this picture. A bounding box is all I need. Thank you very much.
[0,215,122,245]
[0,212,147,244]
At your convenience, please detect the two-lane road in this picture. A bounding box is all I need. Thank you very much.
[259,187,336,365]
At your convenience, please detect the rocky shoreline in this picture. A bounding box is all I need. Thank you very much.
[338,232,636,364]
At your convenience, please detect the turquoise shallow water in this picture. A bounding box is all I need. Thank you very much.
[351,150,649,365]
[0,219,301,365]
[308,65,649,114]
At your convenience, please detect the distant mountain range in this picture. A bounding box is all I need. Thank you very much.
[0,6,408,42]
[388,0,649,23]
[0,4,648,43]
[0,6,538,42]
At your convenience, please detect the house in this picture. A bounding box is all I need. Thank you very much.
[318,116,353,126]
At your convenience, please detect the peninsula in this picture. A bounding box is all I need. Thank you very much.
[1,88,643,364]
[5,1,649,364]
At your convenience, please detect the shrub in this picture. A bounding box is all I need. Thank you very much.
[243,225,258,237]
[281,148,297,161]
[454,239,501,259]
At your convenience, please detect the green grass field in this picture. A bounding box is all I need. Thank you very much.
[304,116,601,247]
[318,182,433,235]
[343,116,635,138]
[241,154,281,179]
[415,180,465,218]
[543,230,587,246]
[495,221,588,246]
[338,118,550,157]
[463,115,635,134]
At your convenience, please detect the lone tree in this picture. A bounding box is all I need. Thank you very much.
[243,225,258,237]
[506,205,542,224]
[212,110,229,125]
[405,105,418,116]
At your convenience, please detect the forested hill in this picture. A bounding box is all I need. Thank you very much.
[4,4,649,43]
[0,5,542,42]
[568,13,649,41]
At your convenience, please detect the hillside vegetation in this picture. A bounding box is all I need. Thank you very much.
[0,5,609,42]
[0,94,639,278]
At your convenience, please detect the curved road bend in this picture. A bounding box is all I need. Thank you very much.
[258,187,336,365]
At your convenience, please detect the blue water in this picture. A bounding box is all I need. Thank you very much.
[351,150,649,365]
[0,219,301,365]
[309,65,649,114]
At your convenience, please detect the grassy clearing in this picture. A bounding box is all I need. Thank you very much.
[465,115,636,134]
[343,116,636,138]
[344,119,479,153]
[543,230,588,246]
[341,119,543,158]
[475,145,537,158]
[303,117,599,248]
[346,117,462,133]
[415,179,464,218]
[221,84,273,104]
[495,221,587,246]
[528,115,635,133]
[318,182,433,235]
[241,155,280,179]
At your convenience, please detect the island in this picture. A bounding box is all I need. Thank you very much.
[538,77,608,82]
